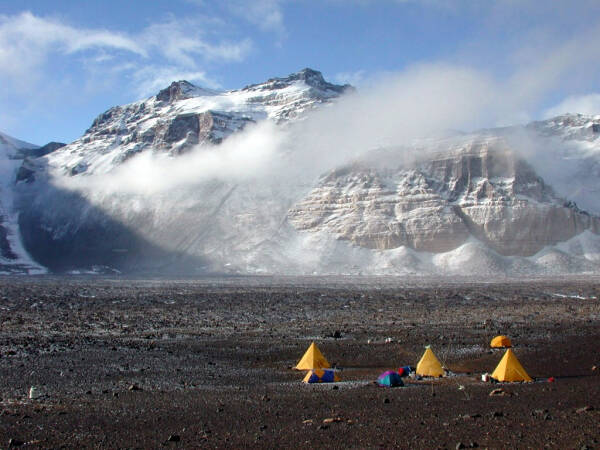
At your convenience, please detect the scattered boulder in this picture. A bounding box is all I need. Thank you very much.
[8,438,24,447]
[322,417,343,424]
[489,388,511,397]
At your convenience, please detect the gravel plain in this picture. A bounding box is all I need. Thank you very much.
[0,276,599,448]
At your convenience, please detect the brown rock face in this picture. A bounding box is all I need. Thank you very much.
[156,80,203,103]
[288,137,600,256]
[85,108,252,163]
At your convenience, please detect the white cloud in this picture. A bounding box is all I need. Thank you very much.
[0,11,252,92]
[543,94,600,118]
[0,11,144,87]
[295,64,500,163]
[227,0,286,36]
[59,121,285,195]
[140,19,252,66]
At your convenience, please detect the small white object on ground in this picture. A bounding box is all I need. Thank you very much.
[29,386,39,399]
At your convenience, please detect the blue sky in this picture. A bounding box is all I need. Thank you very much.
[2,0,600,145]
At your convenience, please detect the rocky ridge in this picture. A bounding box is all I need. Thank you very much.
[42,68,353,176]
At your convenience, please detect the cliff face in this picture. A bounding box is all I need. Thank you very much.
[288,137,599,257]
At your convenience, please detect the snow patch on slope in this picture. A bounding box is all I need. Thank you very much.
[0,132,46,273]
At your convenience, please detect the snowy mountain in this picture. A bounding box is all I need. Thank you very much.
[0,131,38,156]
[11,68,600,275]
[0,132,47,274]
[42,68,352,177]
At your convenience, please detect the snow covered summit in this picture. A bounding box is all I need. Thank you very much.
[44,68,352,176]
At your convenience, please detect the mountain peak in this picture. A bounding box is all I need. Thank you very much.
[156,80,218,103]
[286,68,326,84]
[242,67,352,94]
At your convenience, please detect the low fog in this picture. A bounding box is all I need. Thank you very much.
[54,62,561,198]
[59,120,286,195]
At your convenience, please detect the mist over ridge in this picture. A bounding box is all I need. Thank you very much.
[5,61,600,276]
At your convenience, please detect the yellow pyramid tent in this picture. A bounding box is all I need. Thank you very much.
[295,342,331,370]
[490,335,512,348]
[491,349,532,382]
[416,346,444,377]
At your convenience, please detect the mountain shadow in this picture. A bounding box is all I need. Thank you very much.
[16,178,211,276]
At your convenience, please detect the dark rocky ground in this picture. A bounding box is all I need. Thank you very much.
[0,276,599,449]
